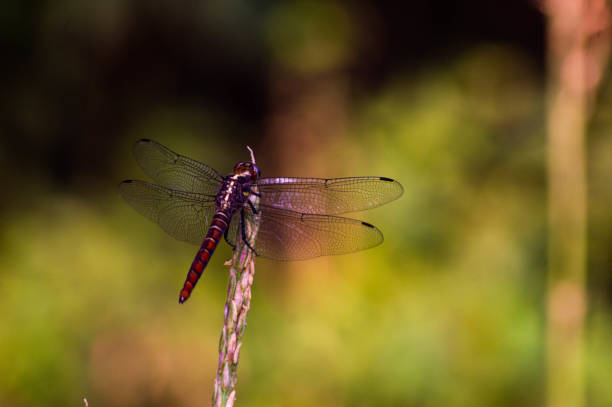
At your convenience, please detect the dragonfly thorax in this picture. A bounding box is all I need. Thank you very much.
[215,176,249,213]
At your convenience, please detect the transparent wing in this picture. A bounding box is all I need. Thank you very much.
[132,139,224,194]
[256,176,403,215]
[119,180,215,245]
[241,205,383,261]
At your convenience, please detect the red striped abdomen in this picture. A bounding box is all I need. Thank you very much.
[179,211,231,303]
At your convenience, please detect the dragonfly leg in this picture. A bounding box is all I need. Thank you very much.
[247,199,259,214]
[240,208,258,254]
[224,227,236,249]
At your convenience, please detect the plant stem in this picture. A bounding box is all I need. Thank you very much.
[212,244,256,406]
[212,148,259,407]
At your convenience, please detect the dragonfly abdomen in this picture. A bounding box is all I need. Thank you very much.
[179,210,232,303]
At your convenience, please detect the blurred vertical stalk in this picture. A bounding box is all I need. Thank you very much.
[263,3,358,282]
[544,1,610,407]
[212,149,260,407]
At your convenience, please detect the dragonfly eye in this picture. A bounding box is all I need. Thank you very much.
[233,162,260,182]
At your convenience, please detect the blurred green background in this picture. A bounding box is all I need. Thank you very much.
[1,1,611,406]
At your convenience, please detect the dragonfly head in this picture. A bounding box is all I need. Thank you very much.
[233,161,261,182]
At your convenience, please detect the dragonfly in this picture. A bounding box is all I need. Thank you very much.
[119,139,403,303]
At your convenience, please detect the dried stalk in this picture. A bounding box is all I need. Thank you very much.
[212,147,260,407]
[543,1,610,407]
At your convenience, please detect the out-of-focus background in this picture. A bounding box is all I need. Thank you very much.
[1,1,611,406]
